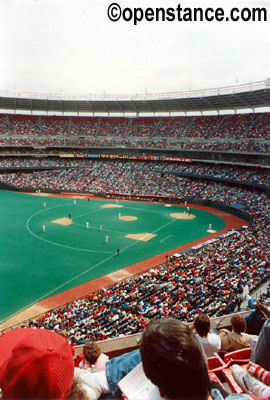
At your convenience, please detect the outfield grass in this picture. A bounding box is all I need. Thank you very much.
[0,190,225,322]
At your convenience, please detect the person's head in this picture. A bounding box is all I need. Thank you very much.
[83,341,101,365]
[231,315,247,334]
[194,313,211,337]
[140,318,210,400]
[0,328,74,399]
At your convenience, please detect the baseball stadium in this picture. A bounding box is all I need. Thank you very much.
[0,79,269,397]
[1,1,270,394]
[0,80,269,328]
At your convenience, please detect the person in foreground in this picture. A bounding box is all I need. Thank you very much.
[140,318,262,400]
[0,320,268,400]
[231,361,270,399]
[0,328,140,400]
[0,328,75,400]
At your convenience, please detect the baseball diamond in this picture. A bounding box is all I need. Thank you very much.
[0,189,244,323]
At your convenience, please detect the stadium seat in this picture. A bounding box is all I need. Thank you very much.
[221,367,244,394]
[221,349,251,394]
[207,353,229,372]
[223,348,251,365]
[74,351,84,367]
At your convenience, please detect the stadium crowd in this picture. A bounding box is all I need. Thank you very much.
[0,159,269,192]
[0,135,269,152]
[0,112,270,153]
[1,112,270,139]
[21,225,269,345]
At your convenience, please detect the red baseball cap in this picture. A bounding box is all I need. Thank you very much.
[0,328,74,399]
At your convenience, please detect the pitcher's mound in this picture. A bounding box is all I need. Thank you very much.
[125,233,156,242]
[52,217,72,226]
[102,204,123,208]
[170,212,195,220]
[120,216,137,221]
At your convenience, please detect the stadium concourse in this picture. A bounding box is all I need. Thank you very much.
[0,102,269,346]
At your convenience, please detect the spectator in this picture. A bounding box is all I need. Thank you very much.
[140,318,256,400]
[245,301,269,335]
[73,349,141,400]
[218,314,256,352]
[193,313,221,357]
[231,361,270,398]
[79,341,109,371]
[251,318,270,370]
[0,328,139,400]
[0,328,74,400]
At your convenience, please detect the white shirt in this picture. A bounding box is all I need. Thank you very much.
[196,332,221,357]
[74,368,109,400]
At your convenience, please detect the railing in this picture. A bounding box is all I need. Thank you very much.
[0,79,269,101]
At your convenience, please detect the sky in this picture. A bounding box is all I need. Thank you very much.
[0,0,270,97]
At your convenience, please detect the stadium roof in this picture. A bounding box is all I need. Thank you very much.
[0,79,270,115]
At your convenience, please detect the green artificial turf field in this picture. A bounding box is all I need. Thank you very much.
[0,190,225,322]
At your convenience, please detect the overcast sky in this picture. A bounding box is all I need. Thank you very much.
[0,0,270,96]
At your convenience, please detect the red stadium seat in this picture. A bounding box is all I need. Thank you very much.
[74,351,84,367]
[223,348,251,365]
[208,353,228,372]
[222,367,243,394]
[221,349,251,393]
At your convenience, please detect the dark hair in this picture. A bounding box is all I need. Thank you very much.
[140,318,210,400]
[194,314,210,337]
[83,341,101,365]
[231,315,247,334]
